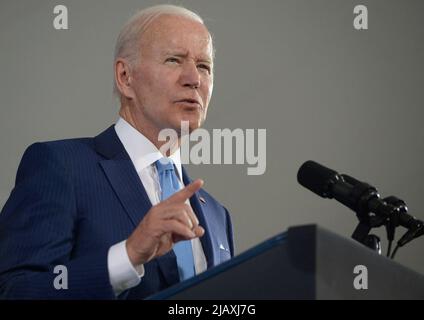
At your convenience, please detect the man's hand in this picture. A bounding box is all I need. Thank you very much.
[126,179,205,267]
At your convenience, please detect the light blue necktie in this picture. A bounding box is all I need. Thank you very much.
[155,158,195,281]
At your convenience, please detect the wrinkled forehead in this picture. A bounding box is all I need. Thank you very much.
[140,14,214,59]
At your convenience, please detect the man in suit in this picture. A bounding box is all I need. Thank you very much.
[0,4,234,299]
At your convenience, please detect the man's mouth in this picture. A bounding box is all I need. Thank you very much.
[175,99,202,109]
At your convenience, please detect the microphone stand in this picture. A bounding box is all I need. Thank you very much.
[349,186,421,258]
[351,217,385,254]
[340,174,386,254]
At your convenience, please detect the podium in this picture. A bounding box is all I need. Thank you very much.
[149,225,424,299]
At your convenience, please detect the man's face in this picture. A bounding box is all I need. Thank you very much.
[129,15,214,135]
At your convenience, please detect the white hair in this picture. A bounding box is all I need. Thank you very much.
[113,4,210,97]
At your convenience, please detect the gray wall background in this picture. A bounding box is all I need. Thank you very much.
[1,0,423,275]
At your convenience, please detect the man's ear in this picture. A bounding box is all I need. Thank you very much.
[115,59,135,99]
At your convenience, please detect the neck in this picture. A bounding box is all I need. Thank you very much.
[119,105,181,157]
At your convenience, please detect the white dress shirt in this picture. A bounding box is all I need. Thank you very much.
[107,117,207,296]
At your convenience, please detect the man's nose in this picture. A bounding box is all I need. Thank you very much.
[179,62,201,89]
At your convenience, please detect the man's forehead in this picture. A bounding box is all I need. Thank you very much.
[141,18,213,59]
[143,15,212,45]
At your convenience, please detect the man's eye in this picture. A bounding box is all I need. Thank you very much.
[165,57,180,64]
[198,64,211,74]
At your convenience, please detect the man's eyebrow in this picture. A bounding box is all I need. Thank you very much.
[197,58,212,64]
[164,50,188,58]
[164,51,212,64]
[165,51,186,56]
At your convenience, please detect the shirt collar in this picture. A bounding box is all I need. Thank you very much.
[114,117,183,179]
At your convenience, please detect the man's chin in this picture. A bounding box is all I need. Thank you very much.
[175,117,204,134]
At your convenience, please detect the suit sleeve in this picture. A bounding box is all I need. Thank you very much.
[0,143,115,299]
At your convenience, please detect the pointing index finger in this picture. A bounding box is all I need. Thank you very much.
[165,179,204,204]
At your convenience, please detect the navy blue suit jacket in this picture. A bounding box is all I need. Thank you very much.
[0,125,234,299]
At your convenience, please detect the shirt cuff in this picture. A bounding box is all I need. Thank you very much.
[107,240,145,296]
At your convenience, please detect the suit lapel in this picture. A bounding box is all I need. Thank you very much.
[100,160,152,227]
[94,125,179,286]
[95,126,152,227]
[182,168,215,269]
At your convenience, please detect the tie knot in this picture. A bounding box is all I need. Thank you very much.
[155,158,175,175]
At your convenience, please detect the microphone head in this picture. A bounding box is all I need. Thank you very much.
[297,160,340,198]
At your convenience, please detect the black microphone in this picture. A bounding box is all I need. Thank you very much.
[297,160,380,216]
[297,161,423,246]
